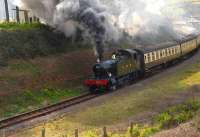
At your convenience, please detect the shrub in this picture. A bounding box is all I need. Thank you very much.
[154,112,172,128]
[154,100,200,128]
[83,130,98,137]
[173,111,193,124]
[126,124,160,137]
[0,24,92,61]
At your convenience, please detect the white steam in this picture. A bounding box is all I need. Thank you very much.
[12,0,200,57]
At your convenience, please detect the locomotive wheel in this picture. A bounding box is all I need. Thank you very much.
[89,87,97,93]
[109,85,117,91]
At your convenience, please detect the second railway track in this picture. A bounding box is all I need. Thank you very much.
[0,93,101,130]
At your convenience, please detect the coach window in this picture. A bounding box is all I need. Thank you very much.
[166,49,168,56]
[148,54,151,62]
[178,47,180,53]
[168,48,170,55]
[168,48,171,56]
[144,55,148,63]
[172,48,175,54]
[156,51,160,59]
[154,52,157,60]
[169,48,172,56]
[152,52,155,61]
[183,44,186,49]
[163,50,166,57]
[150,53,153,62]
[168,49,170,55]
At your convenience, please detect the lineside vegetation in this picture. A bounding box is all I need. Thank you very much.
[55,99,200,137]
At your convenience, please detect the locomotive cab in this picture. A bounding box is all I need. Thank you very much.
[84,49,143,92]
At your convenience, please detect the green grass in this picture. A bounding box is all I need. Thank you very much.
[0,22,44,30]
[8,61,41,76]
[0,87,82,119]
[120,99,200,137]
[154,99,200,128]
[72,62,200,126]
[62,62,200,127]
[63,99,200,137]
[13,60,200,137]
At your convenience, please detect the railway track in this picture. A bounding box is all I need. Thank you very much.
[0,93,101,129]
[0,52,196,130]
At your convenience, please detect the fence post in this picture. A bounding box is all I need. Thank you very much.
[103,127,107,137]
[4,0,9,22]
[16,6,20,23]
[75,129,78,137]
[130,122,134,137]
[1,129,5,137]
[41,127,45,137]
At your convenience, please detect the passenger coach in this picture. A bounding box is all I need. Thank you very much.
[85,34,200,92]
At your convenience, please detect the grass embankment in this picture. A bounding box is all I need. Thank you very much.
[0,23,94,119]
[0,60,83,118]
[14,59,200,137]
[0,22,42,30]
[0,88,82,119]
[0,50,94,119]
[79,99,200,137]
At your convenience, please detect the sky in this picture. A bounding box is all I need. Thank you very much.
[0,0,15,20]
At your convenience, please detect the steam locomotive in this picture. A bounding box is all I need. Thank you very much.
[84,34,200,92]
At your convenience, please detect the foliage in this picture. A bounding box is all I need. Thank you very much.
[154,99,200,129]
[83,130,99,137]
[124,124,160,137]
[9,61,41,76]
[0,22,44,30]
[62,100,200,137]
[0,23,91,63]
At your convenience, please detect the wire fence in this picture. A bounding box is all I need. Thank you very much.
[0,0,15,22]
[0,0,39,23]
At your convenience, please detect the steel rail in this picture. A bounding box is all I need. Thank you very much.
[0,93,100,129]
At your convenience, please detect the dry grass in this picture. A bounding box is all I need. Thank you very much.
[0,50,95,119]
[10,60,200,137]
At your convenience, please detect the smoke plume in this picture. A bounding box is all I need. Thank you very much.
[13,0,200,59]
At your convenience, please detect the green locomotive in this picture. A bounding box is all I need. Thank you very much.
[84,34,200,92]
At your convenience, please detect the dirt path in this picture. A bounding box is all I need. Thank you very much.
[153,122,200,137]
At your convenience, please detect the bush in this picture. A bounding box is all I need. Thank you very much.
[0,24,92,61]
[155,112,172,128]
[154,100,200,128]
[125,124,160,137]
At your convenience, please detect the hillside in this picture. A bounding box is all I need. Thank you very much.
[0,23,91,64]
[0,23,96,119]
[8,47,200,137]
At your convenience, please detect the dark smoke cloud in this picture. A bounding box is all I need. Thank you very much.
[13,0,200,59]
